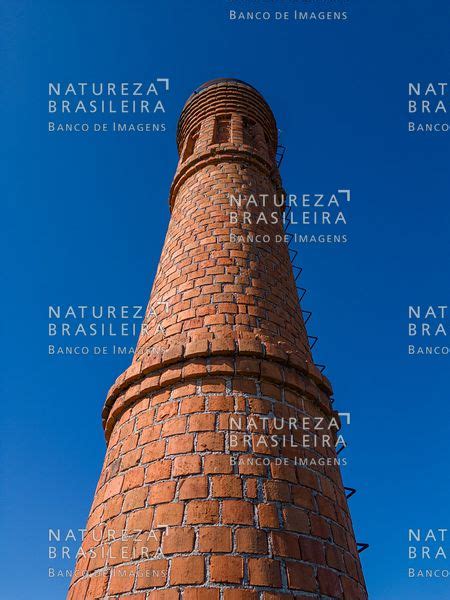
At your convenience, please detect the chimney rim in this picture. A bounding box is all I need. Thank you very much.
[177,77,278,152]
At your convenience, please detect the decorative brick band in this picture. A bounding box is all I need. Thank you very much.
[102,341,334,443]
[169,147,281,211]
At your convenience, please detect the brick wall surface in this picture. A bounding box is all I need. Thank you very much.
[68,80,367,600]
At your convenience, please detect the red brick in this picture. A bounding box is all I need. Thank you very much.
[148,481,176,504]
[198,526,232,552]
[223,591,257,600]
[88,572,109,598]
[271,531,301,558]
[310,514,332,539]
[108,564,136,594]
[142,439,166,463]
[68,579,89,599]
[210,556,244,583]
[126,507,154,532]
[208,395,234,411]
[180,396,205,414]
[157,401,179,421]
[153,503,184,527]
[140,424,163,444]
[121,448,142,469]
[146,459,172,482]
[167,434,194,454]
[173,454,202,476]
[248,558,282,587]
[341,576,366,600]
[103,495,124,521]
[318,494,338,520]
[211,475,242,498]
[170,556,205,585]
[238,456,266,476]
[103,475,123,500]
[202,379,226,394]
[123,487,148,512]
[172,383,196,398]
[292,485,314,509]
[148,591,179,600]
[264,480,291,502]
[299,537,326,565]
[162,416,187,437]
[184,590,219,600]
[197,432,224,451]
[326,543,345,571]
[246,478,258,498]
[283,506,310,533]
[186,500,219,524]
[270,462,297,483]
[136,559,168,589]
[258,504,279,528]
[204,454,233,474]
[189,413,216,431]
[162,527,195,554]
[286,562,317,592]
[121,465,147,493]
[235,528,268,553]
[222,500,254,525]
[318,567,343,597]
[179,475,208,499]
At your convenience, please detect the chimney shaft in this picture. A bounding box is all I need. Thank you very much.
[68,79,367,600]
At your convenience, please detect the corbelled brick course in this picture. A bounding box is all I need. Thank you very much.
[68,79,367,600]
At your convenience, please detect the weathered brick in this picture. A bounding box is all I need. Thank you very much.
[235,527,268,553]
[170,556,205,585]
[173,454,202,476]
[153,503,184,527]
[146,459,172,483]
[248,558,282,587]
[178,476,208,499]
[162,527,195,554]
[167,433,194,454]
[203,454,233,474]
[286,561,317,591]
[271,531,300,558]
[108,564,135,594]
[126,507,154,532]
[136,559,168,589]
[198,526,232,552]
[210,556,244,583]
[283,506,310,534]
[184,589,219,600]
[222,500,254,525]
[189,413,216,431]
[185,500,219,524]
[122,487,148,512]
[223,591,258,600]
[197,432,224,451]
[258,503,279,528]
[148,481,176,505]
[211,475,242,498]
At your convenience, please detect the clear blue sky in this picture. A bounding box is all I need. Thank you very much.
[2,1,450,598]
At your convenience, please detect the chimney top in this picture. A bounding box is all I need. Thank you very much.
[177,78,278,154]
[192,78,258,95]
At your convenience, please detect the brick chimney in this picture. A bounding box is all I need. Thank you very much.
[68,79,368,600]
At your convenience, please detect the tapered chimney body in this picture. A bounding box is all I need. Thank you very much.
[68,79,367,600]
